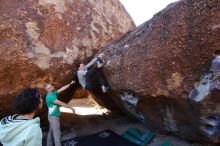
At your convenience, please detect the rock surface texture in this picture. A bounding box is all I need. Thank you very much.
[102,0,220,143]
[0,0,134,117]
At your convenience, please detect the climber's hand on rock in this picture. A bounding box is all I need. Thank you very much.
[98,53,104,59]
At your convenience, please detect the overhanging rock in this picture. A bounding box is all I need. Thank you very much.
[0,0,135,118]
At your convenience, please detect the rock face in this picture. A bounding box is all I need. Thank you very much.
[0,0,134,117]
[102,0,220,143]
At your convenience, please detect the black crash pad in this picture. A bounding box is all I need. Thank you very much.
[62,129,139,146]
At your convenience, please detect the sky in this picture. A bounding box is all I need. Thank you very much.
[119,0,178,26]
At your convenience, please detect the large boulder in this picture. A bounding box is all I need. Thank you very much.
[102,0,220,143]
[0,0,135,117]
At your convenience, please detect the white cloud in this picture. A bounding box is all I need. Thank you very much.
[120,0,178,26]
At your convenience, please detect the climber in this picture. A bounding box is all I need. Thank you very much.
[77,53,110,93]
[45,81,76,146]
[0,88,43,146]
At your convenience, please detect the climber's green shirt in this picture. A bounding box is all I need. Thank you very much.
[46,90,61,116]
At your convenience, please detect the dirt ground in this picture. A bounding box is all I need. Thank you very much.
[42,97,214,146]
[42,114,213,146]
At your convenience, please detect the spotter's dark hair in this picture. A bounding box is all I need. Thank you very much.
[15,88,41,115]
